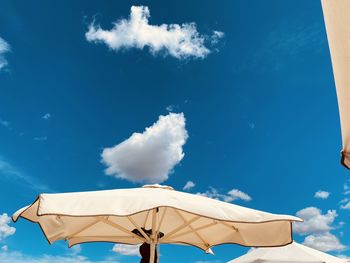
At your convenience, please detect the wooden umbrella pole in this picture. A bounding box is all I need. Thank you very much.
[149,240,155,263]
[150,208,158,263]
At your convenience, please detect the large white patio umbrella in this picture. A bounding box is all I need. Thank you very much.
[321,0,350,169]
[228,241,348,263]
[13,185,301,262]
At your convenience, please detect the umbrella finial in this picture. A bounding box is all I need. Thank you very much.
[142,184,174,190]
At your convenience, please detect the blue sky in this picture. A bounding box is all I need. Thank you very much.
[0,0,349,262]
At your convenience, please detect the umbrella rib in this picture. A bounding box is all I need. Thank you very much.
[168,221,218,240]
[219,221,239,232]
[70,235,137,240]
[156,207,167,234]
[66,218,102,240]
[174,210,210,247]
[100,217,145,242]
[127,216,150,242]
[152,208,158,241]
[159,213,201,242]
[143,210,150,228]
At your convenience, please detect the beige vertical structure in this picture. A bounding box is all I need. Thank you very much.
[321,0,350,169]
[13,185,301,263]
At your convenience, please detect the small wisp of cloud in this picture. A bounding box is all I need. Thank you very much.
[112,244,140,256]
[340,202,350,210]
[0,158,52,192]
[0,249,120,263]
[0,119,11,130]
[0,37,10,71]
[339,183,350,209]
[166,104,180,112]
[197,187,252,202]
[42,113,51,120]
[234,22,326,73]
[211,31,224,45]
[86,6,224,60]
[1,245,8,252]
[68,245,82,256]
[314,190,330,200]
[33,136,48,141]
[183,181,195,191]
[248,122,255,129]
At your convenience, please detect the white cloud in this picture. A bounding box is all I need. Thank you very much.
[294,207,346,252]
[183,181,195,191]
[196,187,251,202]
[112,244,140,256]
[42,113,51,120]
[101,113,188,183]
[0,214,16,241]
[0,250,119,263]
[303,232,346,252]
[0,37,10,70]
[86,6,223,59]
[293,207,337,235]
[314,190,330,199]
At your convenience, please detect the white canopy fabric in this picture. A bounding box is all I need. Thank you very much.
[321,0,350,169]
[13,185,300,257]
[228,241,348,263]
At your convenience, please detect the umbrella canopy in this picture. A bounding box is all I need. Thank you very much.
[227,241,348,263]
[13,185,300,262]
[321,0,350,169]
